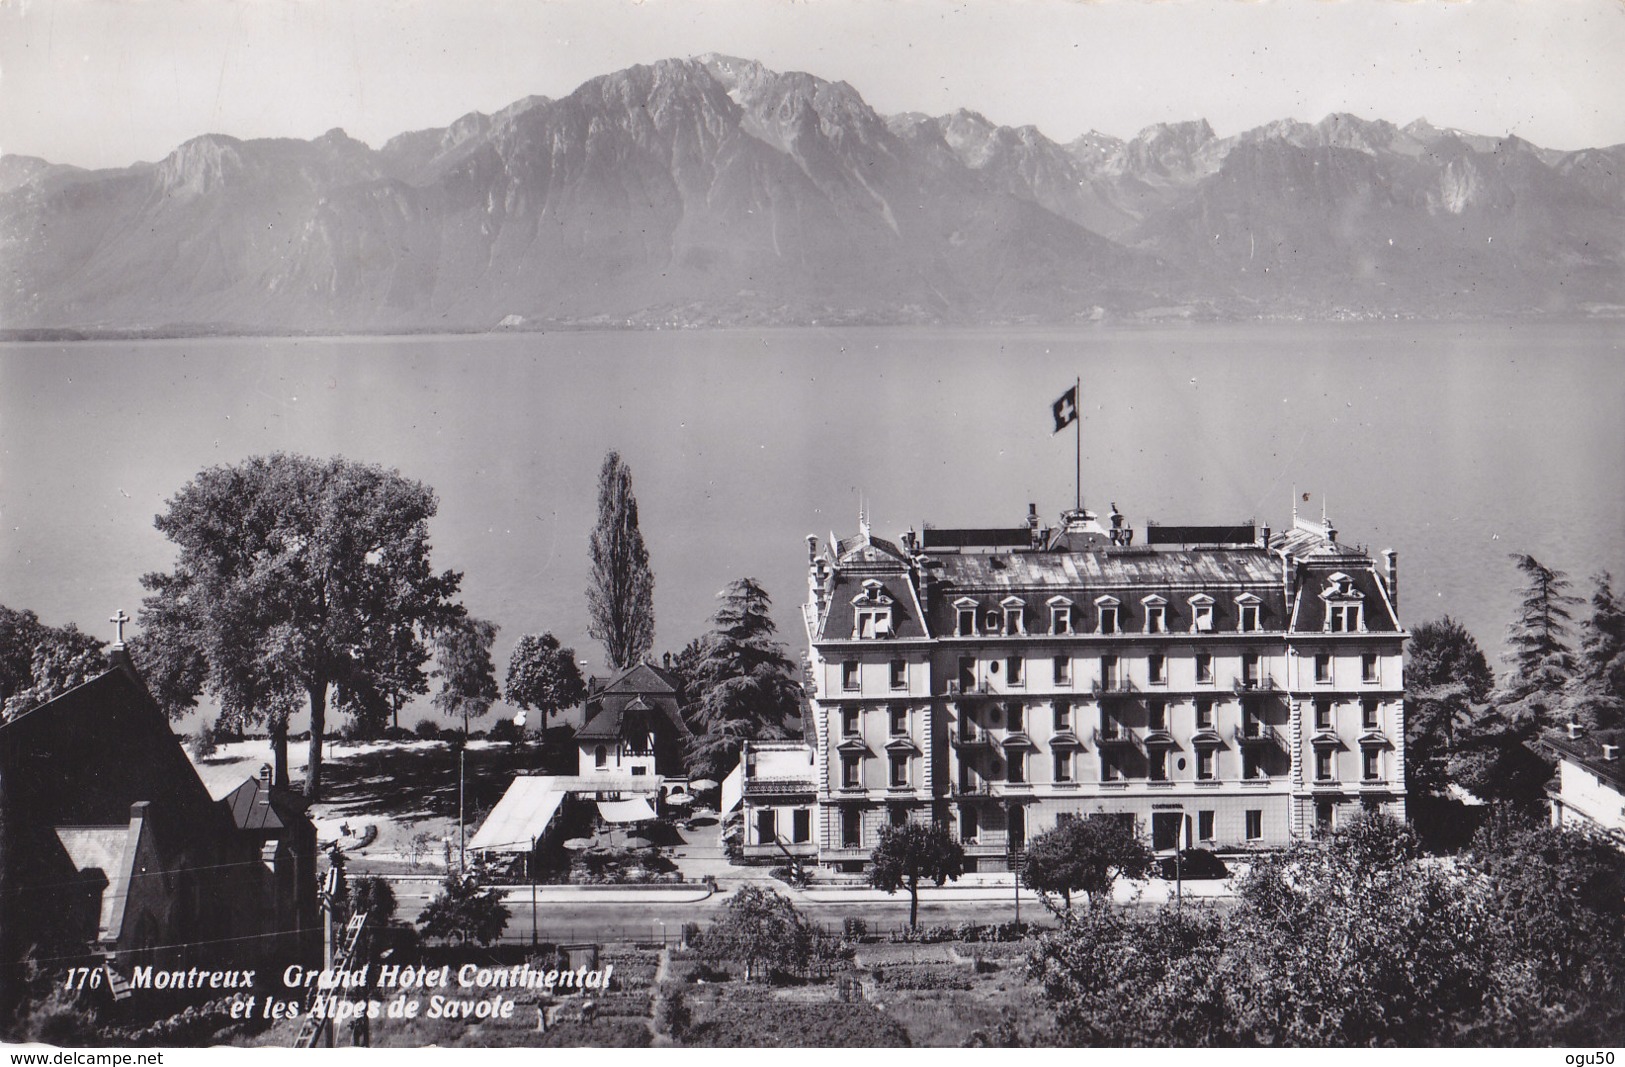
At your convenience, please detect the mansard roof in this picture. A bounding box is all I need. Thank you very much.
[816,573,930,641]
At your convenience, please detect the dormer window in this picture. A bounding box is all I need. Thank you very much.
[1142,595,1168,634]
[853,581,894,638]
[954,598,978,637]
[1048,596,1074,635]
[1236,594,1261,633]
[1189,594,1215,633]
[1095,596,1121,636]
[1321,573,1365,632]
[1327,603,1362,633]
[1000,597,1027,636]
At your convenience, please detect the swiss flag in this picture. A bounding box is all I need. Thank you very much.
[1052,385,1078,434]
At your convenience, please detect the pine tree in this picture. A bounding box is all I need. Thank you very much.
[685,578,803,778]
[1565,572,1625,733]
[586,451,655,671]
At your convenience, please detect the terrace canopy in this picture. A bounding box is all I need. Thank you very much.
[596,797,657,824]
[468,779,567,854]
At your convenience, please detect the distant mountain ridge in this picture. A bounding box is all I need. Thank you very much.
[4,54,1622,332]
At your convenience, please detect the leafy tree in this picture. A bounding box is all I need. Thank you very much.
[432,615,500,736]
[337,618,431,735]
[0,609,106,720]
[694,885,811,982]
[1021,814,1154,909]
[684,578,804,778]
[1405,616,1495,796]
[138,454,465,797]
[504,632,587,726]
[1462,820,1625,1044]
[417,871,511,947]
[586,450,655,671]
[1565,572,1625,733]
[1028,899,1228,1046]
[868,821,967,930]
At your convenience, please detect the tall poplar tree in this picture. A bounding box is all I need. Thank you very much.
[586,450,655,671]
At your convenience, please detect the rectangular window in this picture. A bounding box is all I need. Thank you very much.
[1052,606,1072,635]
[1004,607,1025,636]
[959,657,976,691]
[631,765,647,775]
[1243,749,1262,780]
[1240,604,1260,632]
[1101,655,1119,688]
[1245,809,1263,841]
[961,807,978,843]
[842,707,859,736]
[793,808,811,843]
[1101,753,1120,782]
[1196,699,1214,730]
[1149,749,1168,781]
[890,753,909,788]
[1193,604,1214,632]
[1363,749,1380,781]
[1198,810,1215,842]
[1003,702,1022,733]
[1189,743,1215,779]
[1363,699,1379,729]
[1053,655,1070,685]
[842,660,859,691]
[1148,701,1167,732]
[1196,653,1213,684]
[1329,604,1361,632]
[1099,606,1119,635]
[842,808,861,848]
[1242,653,1260,686]
[1361,653,1378,683]
[890,706,907,736]
[1315,700,1332,730]
[1149,654,1167,685]
[1008,751,1025,784]
[1054,700,1071,730]
[841,755,860,788]
[889,804,907,826]
[1147,605,1167,634]
[1316,802,1334,832]
[1053,750,1072,782]
[1007,655,1024,686]
[1316,749,1334,781]
[890,659,907,690]
[1314,653,1332,684]
[857,608,891,638]
[757,809,777,845]
[957,608,976,637]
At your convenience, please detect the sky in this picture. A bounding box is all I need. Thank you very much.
[2,0,1624,170]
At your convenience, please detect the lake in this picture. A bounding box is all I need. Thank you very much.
[2,321,1621,726]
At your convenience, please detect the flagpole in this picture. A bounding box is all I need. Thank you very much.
[1074,375,1082,514]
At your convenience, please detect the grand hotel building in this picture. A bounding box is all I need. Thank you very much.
[799,504,1406,871]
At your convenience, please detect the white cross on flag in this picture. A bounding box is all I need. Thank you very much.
[1052,385,1078,434]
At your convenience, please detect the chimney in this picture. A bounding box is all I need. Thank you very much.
[259,763,273,783]
[1259,525,1271,548]
[806,534,819,563]
[663,651,673,670]
[1603,744,1620,762]
[1383,549,1399,609]
[1566,721,1584,740]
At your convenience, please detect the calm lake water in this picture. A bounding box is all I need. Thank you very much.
[3,321,1621,725]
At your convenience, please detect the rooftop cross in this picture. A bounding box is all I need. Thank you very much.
[109,609,130,645]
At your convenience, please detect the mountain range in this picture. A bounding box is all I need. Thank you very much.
[3,55,1622,332]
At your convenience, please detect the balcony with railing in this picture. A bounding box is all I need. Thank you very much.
[1233,674,1282,695]
[1093,723,1137,747]
[1234,722,1281,746]
[951,726,991,749]
[1092,676,1139,697]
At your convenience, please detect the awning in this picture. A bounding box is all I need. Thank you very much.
[468,779,567,853]
[597,797,657,824]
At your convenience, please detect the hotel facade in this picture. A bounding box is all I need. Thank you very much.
[801,504,1407,872]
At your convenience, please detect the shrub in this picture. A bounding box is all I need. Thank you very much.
[871,962,973,991]
[843,916,868,940]
[190,718,221,759]
[656,985,691,1038]
[684,993,908,1047]
[414,719,444,741]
